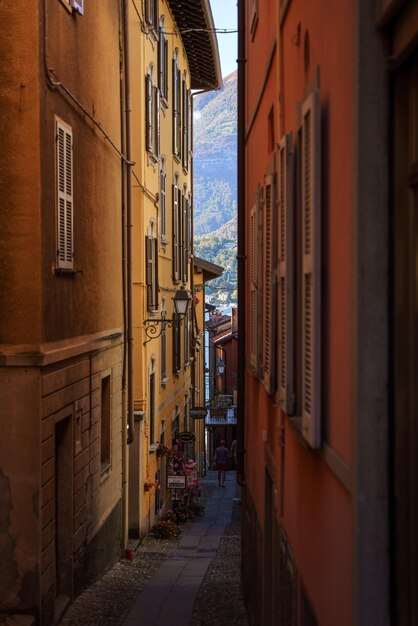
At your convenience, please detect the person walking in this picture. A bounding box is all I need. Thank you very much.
[213,440,228,487]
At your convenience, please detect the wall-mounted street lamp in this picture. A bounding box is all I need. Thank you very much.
[216,358,225,376]
[143,288,191,343]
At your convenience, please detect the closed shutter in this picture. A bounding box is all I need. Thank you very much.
[182,79,188,170]
[263,175,274,393]
[172,314,181,373]
[158,29,164,97]
[164,39,168,100]
[182,191,188,284]
[301,90,321,449]
[172,182,180,281]
[160,167,166,238]
[173,59,179,156]
[249,204,258,369]
[56,119,73,269]
[257,187,264,378]
[278,133,295,414]
[155,87,160,157]
[146,74,153,152]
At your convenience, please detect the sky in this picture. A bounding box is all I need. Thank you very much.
[210,0,238,78]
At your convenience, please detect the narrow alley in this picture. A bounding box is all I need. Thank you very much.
[58,472,248,626]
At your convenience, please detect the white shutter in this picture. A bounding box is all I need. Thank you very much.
[263,175,274,394]
[278,133,294,413]
[301,90,321,448]
[56,119,73,269]
[70,0,84,15]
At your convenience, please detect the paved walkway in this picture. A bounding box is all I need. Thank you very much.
[59,471,248,626]
[123,472,240,626]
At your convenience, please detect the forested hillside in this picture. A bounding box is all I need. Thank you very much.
[193,70,237,305]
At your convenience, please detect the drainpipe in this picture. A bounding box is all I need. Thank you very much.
[236,0,246,487]
[123,0,134,447]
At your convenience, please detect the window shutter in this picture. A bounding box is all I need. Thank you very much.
[173,59,179,156]
[263,175,274,393]
[278,133,295,414]
[301,90,321,449]
[160,168,166,237]
[155,87,160,157]
[257,187,264,378]
[249,203,258,369]
[146,74,153,152]
[182,79,188,170]
[56,119,73,269]
[158,29,164,95]
[164,40,169,100]
[172,315,181,373]
[70,0,84,15]
[146,236,154,310]
[172,182,180,281]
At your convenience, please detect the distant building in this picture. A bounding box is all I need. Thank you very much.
[239,0,418,625]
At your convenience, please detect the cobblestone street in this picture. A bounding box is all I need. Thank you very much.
[59,472,248,626]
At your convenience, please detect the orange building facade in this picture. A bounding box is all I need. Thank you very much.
[238,0,418,625]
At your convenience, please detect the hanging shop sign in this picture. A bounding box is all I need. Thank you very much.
[167,475,186,489]
[190,407,208,420]
[177,431,196,442]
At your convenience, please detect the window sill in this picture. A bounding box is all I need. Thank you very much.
[54,267,80,277]
[100,463,111,482]
[149,443,158,453]
[160,376,169,388]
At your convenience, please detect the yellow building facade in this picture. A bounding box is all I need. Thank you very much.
[127,0,221,537]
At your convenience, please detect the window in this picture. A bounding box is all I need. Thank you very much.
[100,375,111,472]
[145,0,158,31]
[300,90,321,449]
[149,360,156,444]
[146,67,160,159]
[172,175,181,282]
[158,19,168,101]
[55,117,74,270]
[172,53,181,158]
[160,159,166,240]
[146,222,158,311]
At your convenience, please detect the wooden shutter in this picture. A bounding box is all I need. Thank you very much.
[257,187,264,379]
[172,182,180,281]
[158,29,164,96]
[155,87,160,157]
[278,133,295,414]
[160,168,166,238]
[146,74,153,152]
[182,78,188,170]
[172,315,181,373]
[56,119,73,269]
[249,203,258,369]
[263,175,274,393]
[301,90,321,449]
[173,59,179,156]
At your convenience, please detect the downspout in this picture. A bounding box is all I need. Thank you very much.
[123,0,134,446]
[236,0,246,486]
[120,0,128,555]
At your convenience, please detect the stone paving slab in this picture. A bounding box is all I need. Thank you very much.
[58,472,249,626]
